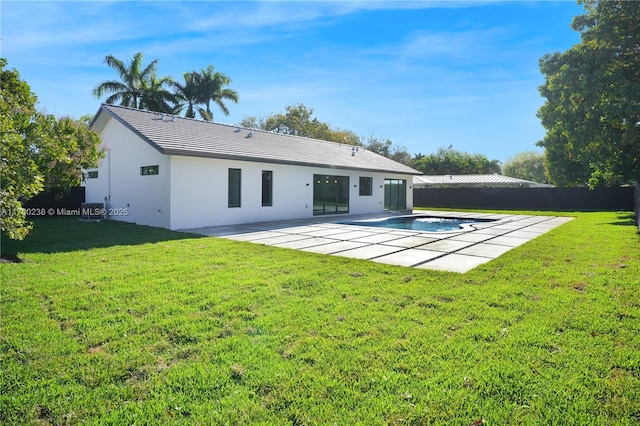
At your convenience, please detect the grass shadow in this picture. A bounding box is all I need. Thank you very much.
[607,212,639,227]
[1,217,204,258]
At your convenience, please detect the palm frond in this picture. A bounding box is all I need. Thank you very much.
[95,52,175,112]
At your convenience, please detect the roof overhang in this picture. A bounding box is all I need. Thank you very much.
[165,148,419,175]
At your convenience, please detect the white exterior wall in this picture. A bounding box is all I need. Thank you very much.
[169,155,413,230]
[84,163,109,205]
[169,157,311,229]
[85,119,170,228]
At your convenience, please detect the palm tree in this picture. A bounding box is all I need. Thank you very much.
[171,71,205,119]
[199,65,239,121]
[139,75,177,114]
[92,52,174,112]
[172,66,239,121]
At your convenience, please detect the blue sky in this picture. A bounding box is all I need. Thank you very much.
[1,1,584,163]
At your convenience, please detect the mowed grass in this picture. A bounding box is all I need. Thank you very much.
[1,212,639,425]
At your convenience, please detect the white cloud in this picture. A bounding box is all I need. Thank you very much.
[2,2,133,52]
[187,2,333,31]
[398,28,506,60]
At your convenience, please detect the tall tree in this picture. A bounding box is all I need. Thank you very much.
[503,151,549,184]
[172,71,203,119]
[537,0,640,187]
[199,65,239,121]
[1,59,42,240]
[140,75,177,113]
[173,66,238,121]
[1,59,102,241]
[92,52,174,112]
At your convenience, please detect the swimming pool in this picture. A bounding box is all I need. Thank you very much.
[344,215,496,232]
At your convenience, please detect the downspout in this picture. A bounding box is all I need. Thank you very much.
[104,148,111,219]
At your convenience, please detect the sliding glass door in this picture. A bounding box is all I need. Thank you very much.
[313,175,349,215]
[384,178,407,210]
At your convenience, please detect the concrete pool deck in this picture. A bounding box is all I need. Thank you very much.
[184,210,573,273]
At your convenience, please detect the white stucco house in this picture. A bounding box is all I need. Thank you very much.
[85,104,420,230]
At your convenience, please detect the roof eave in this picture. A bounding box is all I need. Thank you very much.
[164,149,419,175]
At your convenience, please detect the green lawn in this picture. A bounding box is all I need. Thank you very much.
[1,212,639,425]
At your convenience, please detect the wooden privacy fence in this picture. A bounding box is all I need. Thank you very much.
[414,186,635,212]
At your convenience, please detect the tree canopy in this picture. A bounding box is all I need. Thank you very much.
[502,151,548,184]
[537,0,640,187]
[31,114,104,192]
[240,103,359,144]
[1,59,102,241]
[363,134,412,166]
[239,105,507,171]
[411,145,501,175]
[239,104,413,164]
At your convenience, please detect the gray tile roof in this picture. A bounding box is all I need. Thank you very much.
[93,104,420,175]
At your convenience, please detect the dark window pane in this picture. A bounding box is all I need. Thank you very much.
[359,177,372,196]
[228,168,241,208]
[262,170,272,206]
[141,165,159,176]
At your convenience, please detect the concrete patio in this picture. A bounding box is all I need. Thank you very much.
[183,210,573,273]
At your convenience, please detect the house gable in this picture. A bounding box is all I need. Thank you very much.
[86,113,171,228]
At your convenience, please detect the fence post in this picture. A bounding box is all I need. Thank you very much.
[635,184,639,232]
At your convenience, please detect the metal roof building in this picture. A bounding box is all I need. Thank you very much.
[413,174,552,188]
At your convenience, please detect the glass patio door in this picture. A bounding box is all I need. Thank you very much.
[313,174,349,215]
[384,178,407,210]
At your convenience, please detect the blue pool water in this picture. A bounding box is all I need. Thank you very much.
[345,216,495,232]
